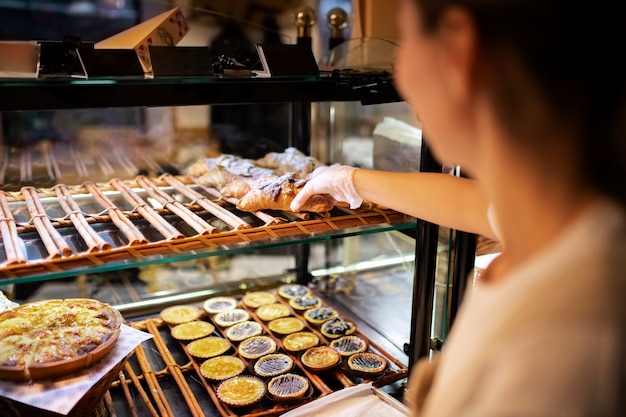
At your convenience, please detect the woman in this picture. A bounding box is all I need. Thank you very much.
[292,0,626,415]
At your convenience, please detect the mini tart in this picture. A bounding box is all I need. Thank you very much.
[267,373,310,402]
[214,308,250,327]
[347,352,387,378]
[281,331,319,353]
[300,346,340,372]
[267,317,305,336]
[255,303,291,321]
[320,317,356,339]
[330,335,367,356]
[303,306,338,326]
[242,291,276,308]
[253,353,294,377]
[225,321,263,343]
[277,284,311,300]
[203,296,238,314]
[200,355,245,381]
[171,320,215,341]
[216,376,266,408]
[289,295,322,312]
[186,336,230,359]
[160,305,202,325]
[238,336,277,360]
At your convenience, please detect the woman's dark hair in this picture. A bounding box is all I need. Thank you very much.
[415,0,626,207]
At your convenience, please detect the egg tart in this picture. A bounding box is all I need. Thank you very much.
[282,331,319,353]
[160,305,202,325]
[216,376,266,408]
[255,303,291,321]
[200,355,245,381]
[300,346,340,372]
[214,308,250,327]
[303,306,338,326]
[267,373,310,402]
[268,317,305,336]
[329,335,367,356]
[238,336,277,360]
[242,291,276,308]
[186,336,230,359]
[289,295,322,312]
[171,320,215,341]
[225,321,263,343]
[203,296,238,314]
[277,284,311,299]
[320,317,356,339]
[253,353,294,377]
[346,352,387,378]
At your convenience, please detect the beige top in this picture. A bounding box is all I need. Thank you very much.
[406,199,626,416]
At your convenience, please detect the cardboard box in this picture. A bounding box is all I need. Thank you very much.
[95,7,189,76]
[0,41,39,78]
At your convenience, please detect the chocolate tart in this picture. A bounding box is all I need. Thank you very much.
[255,303,291,321]
[171,320,215,341]
[300,346,340,373]
[268,317,305,336]
[200,355,245,381]
[267,373,310,403]
[320,317,356,339]
[253,353,294,377]
[160,305,202,325]
[242,291,276,308]
[203,296,238,314]
[225,321,263,343]
[238,336,277,360]
[216,376,266,408]
[346,352,387,379]
[186,336,230,359]
[330,335,368,357]
[277,284,311,300]
[303,306,338,326]
[214,308,250,328]
[289,295,322,312]
[281,331,319,353]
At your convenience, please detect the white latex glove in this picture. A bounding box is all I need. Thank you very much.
[291,164,363,211]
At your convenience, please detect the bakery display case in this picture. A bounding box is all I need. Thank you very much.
[0,3,476,416]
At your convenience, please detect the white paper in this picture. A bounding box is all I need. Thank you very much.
[281,383,409,417]
[0,324,152,415]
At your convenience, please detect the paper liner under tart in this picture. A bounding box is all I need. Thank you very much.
[203,296,238,315]
[225,321,263,343]
[344,352,388,379]
[255,303,291,321]
[288,295,323,312]
[300,346,341,373]
[281,331,320,353]
[170,320,215,341]
[253,353,294,378]
[242,291,277,309]
[160,305,202,325]
[277,284,311,300]
[199,355,246,381]
[320,316,357,339]
[266,373,311,403]
[267,317,305,336]
[216,375,266,408]
[186,336,231,359]
[214,308,250,328]
[0,298,123,382]
[303,306,339,327]
[238,336,278,360]
[329,335,368,357]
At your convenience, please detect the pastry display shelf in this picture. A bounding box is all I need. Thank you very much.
[0,72,400,111]
[0,174,415,286]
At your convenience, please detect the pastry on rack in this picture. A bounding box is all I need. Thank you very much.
[216,376,266,408]
[225,321,263,342]
[238,335,277,360]
[303,306,338,326]
[267,373,310,402]
[200,355,245,381]
[242,291,277,308]
[320,317,356,339]
[214,308,250,327]
[278,284,311,300]
[171,320,215,341]
[253,353,294,377]
[300,346,341,372]
[289,295,322,312]
[282,331,319,353]
[160,305,202,325]
[255,147,321,178]
[203,296,238,315]
[186,336,230,359]
[255,303,291,321]
[268,317,305,336]
[330,335,368,357]
[346,352,388,378]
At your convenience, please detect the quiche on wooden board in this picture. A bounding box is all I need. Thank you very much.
[0,298,123,382]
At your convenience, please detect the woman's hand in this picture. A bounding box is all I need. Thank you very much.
[290,165,362,211]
